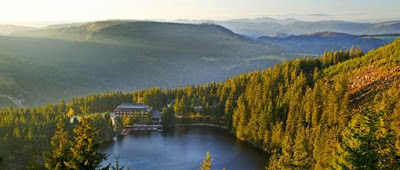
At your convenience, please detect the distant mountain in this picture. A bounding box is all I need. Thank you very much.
[13,21,249,46]
[0,24,36,35]
[1,21,292,107]
[257,31,400,54]
[362,20,400,34]
[31,19,400,38]
[226,17,299,24]
[212,19,400,37]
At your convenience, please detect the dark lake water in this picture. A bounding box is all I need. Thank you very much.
[100,126,267,170]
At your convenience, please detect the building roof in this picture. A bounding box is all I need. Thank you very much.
[117,103,148,109]
[114,103,151,112]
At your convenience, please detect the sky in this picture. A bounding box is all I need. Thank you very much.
[1,0,400,27]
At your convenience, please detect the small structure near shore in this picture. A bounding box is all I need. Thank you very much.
[110,103,162,127]
[120,125,163,135]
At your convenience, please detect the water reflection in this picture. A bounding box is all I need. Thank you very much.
[101,126,267,170]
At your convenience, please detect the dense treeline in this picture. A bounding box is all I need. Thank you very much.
[0,104,116,169]
[1,40,400,169]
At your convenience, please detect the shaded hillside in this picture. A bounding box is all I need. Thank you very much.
[0,21,292,107]
[0,24,36,35]
[0,53,101,107]
[362,20,400,34]
[257,32,400,54]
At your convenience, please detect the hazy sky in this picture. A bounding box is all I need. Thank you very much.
[1,0,400,27]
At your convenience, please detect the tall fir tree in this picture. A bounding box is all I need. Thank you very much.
[44,119,71,170]
[26,155,41,170]
[65,117,107,170]
[334,107,398,169]
[0,154,3,168]
[292,127,311,169]
[199,152,212,170]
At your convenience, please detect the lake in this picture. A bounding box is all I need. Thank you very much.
[100,126,267,170]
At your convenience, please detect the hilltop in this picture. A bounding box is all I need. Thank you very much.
[0,24,36,35]
[214,19,400,37]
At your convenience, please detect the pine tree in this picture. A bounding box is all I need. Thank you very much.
[161,107,175,128]
[67,108,76,118]
[44,120,71,170]
[292,128,311,169]
[233,95,248,139]
[338,92,351,130]
[59,100,67,114]
[271,122,284,148]
[349,45,355,58]
[0,154,4,168]
[199,152,212,170]
[111,155,125,170]
[267,149,282,170]
[173,95,186,117]
[355,45,363,58]
[65,117,107,170]
[26,155,41,170]
[390,101,400,162]
[334,107,397,169]
[267,135,298,170]
[224,93,235,130]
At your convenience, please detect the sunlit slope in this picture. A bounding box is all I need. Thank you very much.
[324,38,400,107]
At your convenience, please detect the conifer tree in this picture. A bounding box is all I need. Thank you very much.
[65,117,107,170]
[349,45,355,58]
[233,95,247,139]
[355,45,363,57]
[292,128,311,169]
[199,152,212,170]
[44,120,71,170]
[26,155,41,170]
[0,154,3,168]
[58,100,67,114]
[334,107,397,169]
[271,122,284,148]
[267,148,286,170]
[161,107,175,128]
[111,155,125,170]
[277,135,296,169]
[67,108,76,118]
[224,93,235,130]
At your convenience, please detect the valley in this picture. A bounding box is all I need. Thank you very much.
[0,12,400,169]
[1,20,399,108]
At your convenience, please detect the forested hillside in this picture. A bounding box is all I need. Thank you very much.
[257,32,400,54]
[0,52,101,107]
[0,21,292,107]
[1,39,399,169]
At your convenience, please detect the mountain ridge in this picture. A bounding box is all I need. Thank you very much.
[257,31,399,54]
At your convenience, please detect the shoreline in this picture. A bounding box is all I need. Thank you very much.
[176,123,265,152]
[175,123,228,130]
